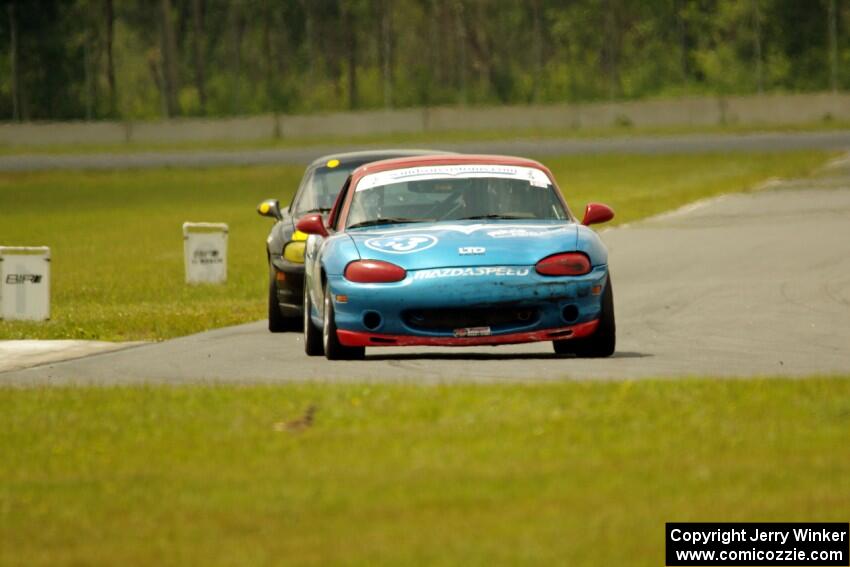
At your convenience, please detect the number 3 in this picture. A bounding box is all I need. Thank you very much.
[387,237,428,251]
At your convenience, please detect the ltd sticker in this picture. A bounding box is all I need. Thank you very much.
[458,247,485,255]
[364,234,438,254]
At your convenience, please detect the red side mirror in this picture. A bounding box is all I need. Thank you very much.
[296,213,329,237]
[581,203,615,226]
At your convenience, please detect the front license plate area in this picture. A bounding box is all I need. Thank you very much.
[453,326,491,338]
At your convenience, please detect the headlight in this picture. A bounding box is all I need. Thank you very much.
[284,242,306,263]
[535,252,591,276]
[344,260,406,283]
[282,230,309,263]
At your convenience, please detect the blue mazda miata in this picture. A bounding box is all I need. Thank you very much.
[296,154,616,360]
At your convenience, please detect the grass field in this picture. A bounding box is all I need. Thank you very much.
[0,151,832,341]
[2,120,849,156]
[0,378,847,566]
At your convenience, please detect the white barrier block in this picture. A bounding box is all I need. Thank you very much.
[0,246,51,321]
[183,222,228,284]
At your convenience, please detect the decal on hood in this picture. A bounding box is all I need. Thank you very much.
[486,227,572,238]
[364,234,438,254]
[413,267,530,280]
[356,223,573,237]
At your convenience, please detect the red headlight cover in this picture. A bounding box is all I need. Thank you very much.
[344,260,406,283]
[535,252,591,276]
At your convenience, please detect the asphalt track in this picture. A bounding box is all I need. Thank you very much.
[3,162,850,385]
[3,130,850,171]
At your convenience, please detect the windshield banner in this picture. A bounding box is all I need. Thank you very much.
[357,165,552,191]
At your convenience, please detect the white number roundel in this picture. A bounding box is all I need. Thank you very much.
[364,234,438,254]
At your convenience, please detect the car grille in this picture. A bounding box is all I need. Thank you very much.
[402,306,538,332]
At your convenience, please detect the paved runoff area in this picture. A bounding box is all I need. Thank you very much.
[0,340,145,374]
[2,165,850,385]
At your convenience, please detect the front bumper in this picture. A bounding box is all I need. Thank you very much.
[327,264,608,346]
[338,319,598,347]
[271,255,305,316]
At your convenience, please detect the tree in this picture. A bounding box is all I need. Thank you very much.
[0,0,846,121]
[602,0,622,99]
[7,0,19,120]
[191,0,206,113]
[378,0,393,108]
[159,0,180,116]
[828,0,838,92]
[343,0,358,110]
[104,0,117,116]
[752,0,763,93]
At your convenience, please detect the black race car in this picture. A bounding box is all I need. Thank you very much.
[257,149,453,332]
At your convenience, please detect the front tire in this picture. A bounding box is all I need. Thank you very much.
[322,282,365,360]
[553,277,616,357]
[303,283,324,356]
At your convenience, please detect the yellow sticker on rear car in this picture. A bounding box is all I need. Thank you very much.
[327,159,340,168]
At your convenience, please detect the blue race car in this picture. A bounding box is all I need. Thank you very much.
[296,154,616,360]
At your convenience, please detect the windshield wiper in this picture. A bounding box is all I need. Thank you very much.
[300,207,331,214]
[456,214,530,220]
[348,218,426,229]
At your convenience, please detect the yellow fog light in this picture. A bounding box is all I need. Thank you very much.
[284,241,306,263]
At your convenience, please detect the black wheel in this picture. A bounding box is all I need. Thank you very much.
[268,268,299,332]
[554,277,616,357]
[322,282,365,360]
[303,282,324,356]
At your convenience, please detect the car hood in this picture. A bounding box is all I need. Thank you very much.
[346,220,579,270]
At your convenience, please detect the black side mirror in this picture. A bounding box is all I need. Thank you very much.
[257,199,282,221]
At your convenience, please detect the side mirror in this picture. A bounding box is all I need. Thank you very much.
[581,203,615,226]
[257,199,282,220]
[296,213,329,238]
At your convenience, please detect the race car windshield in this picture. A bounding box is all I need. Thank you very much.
[346,165,568,229]
[292,165,354,216]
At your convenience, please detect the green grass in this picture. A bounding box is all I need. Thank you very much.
[0,151,832,341]
[1,378,848,566]
[0,166,303,341]
[2,120,849,156]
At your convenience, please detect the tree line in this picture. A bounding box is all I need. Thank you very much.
[1,0,847,122]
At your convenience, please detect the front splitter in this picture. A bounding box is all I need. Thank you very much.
[337,319,599,347]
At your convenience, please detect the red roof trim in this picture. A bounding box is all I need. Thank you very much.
[340,154,573,228]
[350,154,554,187]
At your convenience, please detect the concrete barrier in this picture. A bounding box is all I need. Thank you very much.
[722,93,850,124]
[1,92,848,147]
[131,115,278,144]
[0,120,128,145]
[282,108,425,138]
